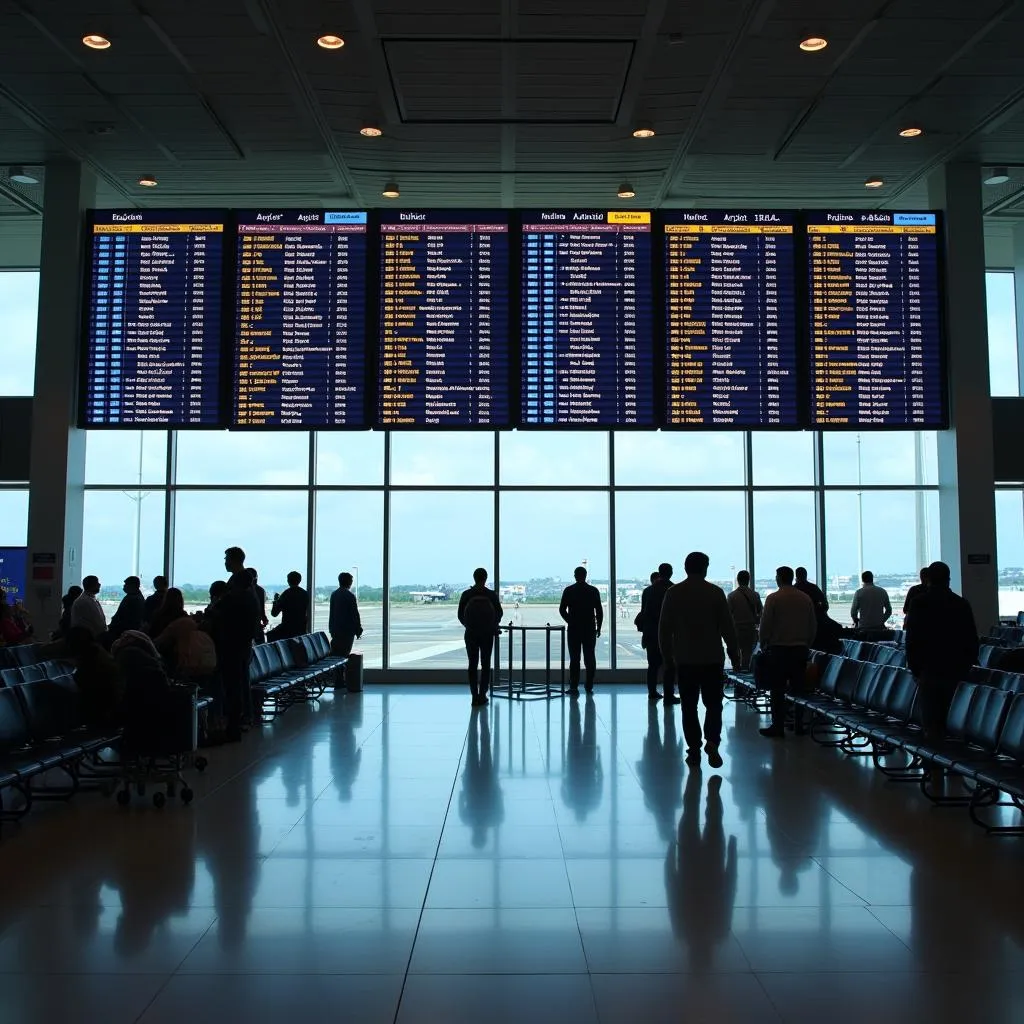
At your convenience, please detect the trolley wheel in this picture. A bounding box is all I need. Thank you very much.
[116,789,130,807]
[181,787,194,805]
[152,792,166,809]
[194,757,208,773]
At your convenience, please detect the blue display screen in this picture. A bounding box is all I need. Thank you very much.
[233,210,368,427]
[520,210,654,426]
[84,210,225,427]
[378,211,510,427]
[664,211,799,427]
[808,211,945,428]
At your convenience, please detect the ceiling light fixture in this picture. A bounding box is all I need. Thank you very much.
[864,175,885,189]
[316,34,345,50]
[9,166,39,185]
[381,180,400,198]
[984,166,1010,185]
[617,182,636,199]
[137,174,158,187]
[799,36,828,52]
[898,125,924,138]
[359,123,383,137]
[82,33,111,49]
[632,122,656,139]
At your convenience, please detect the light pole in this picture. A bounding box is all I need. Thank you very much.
[856,433,864,578]
[352,565,359,599]
[122,433,149,578]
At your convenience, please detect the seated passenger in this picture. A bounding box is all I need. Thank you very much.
[67,626,125,727]
[153,588,217,680]
[269,571,309,640]
[0,601,29,645]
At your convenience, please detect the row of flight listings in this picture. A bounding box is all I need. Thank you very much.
[82,207,946,433]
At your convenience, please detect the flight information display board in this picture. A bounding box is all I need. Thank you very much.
[520,210,654,426]
[664,210,798,427]
[83,209,225,427]
[378,211,510,427]
[808,211,945,428]
[233,210,368,427]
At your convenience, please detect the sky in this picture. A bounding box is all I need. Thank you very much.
[0,270,1020,589]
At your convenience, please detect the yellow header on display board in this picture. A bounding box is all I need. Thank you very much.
[93,223,224,233]
[606,211,651,224]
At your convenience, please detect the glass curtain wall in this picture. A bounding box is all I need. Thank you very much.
[79,429,941,670]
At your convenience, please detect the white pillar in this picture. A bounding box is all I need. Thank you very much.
[928,162,999,627]
[25,162,95,630]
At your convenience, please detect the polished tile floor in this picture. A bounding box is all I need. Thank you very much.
[2,686,1024,1023]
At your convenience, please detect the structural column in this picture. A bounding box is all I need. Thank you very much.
[1014,223,1024,394]
[25,162,96,629]
[928,162,999,627]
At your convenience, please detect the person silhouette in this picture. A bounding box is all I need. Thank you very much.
[330,693,364,801]
[458,709,504,848]
[665,771,737,970]
[635,703,684,841]
[561,696,604,822]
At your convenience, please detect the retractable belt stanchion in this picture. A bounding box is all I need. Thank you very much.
[493,623,567,701]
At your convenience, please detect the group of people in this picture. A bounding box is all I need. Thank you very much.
[0,589,32,645]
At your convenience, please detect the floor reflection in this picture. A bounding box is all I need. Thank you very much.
[562,696,603,822]
[459,707,503,847]
[636,703,684,841]
[330,693,364,801]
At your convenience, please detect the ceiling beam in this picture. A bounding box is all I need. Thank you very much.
[500,0,518,207]
[253,0,363,203]
[613,0,670,129]
[652,0,773,206]
[0,178,42,215]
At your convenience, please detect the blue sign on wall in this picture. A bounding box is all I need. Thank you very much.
[0,548,28,604]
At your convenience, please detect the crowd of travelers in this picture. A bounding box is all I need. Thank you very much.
[456,555,979,772]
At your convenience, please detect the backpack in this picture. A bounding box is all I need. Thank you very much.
[463,590,497,635]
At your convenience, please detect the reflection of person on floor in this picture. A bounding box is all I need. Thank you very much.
[200,784,261,950]
[636,703,683,841]
[331,693,364,801]
[458,709,503,847]
[665,771,737,969]
[562,696,603,821]
[759,742,822,895]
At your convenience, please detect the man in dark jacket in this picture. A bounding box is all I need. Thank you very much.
[457,567,504,706]
[329,572,363,657]
[636,563,676,703]
[794,567,829,616]
[107,576,146,644]
[905,560,979,741]
[208,547,260,741]
[559,566,604,696]
[143,576,168,628]
[270,571,309,639]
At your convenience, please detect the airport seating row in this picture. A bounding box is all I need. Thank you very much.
[839,638,908,667]
[791,653,1024,834]
[249,632,347,720]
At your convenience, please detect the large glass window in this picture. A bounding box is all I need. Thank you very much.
[389,490,494,668]
[314,491,384,667]
[391,432,494,486]
[0,490,28,546]
[0,271,39,396]
[315,431,384,485]
[174,431,310,486]
[614,491,747,666]
[615,431,744,486]
[996,490,1024,619]
[85,430,168,485]
[753,491,817,595]
[171,490,308,603]
[821,432,937,486]
[500,490,610,666]
[824,491,939,624]
[82,490,166,618]
[752,432,814,485]
[987,271,1018,396]
[500,431,609,486]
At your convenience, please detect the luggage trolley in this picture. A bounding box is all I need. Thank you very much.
[493,623,566,701]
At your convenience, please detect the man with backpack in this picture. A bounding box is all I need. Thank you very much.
[458,568,504,706]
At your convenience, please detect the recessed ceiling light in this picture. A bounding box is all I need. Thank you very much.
[898,125,924,138]
[984,166,1010,185]
[799,36,828,52]
[359,123,383,137]
[9,166,39,185]
[864,175,885,189]
[632,123,656,139]
[617,183,636,199]
[137,175,158,187]
[317,34,345,50]
[82,33,111,50]
[381,180,400,198]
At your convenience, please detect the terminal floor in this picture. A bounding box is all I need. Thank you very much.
[2,686,1024,1023]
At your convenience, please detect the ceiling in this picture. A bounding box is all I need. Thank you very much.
[1,0,1024,265]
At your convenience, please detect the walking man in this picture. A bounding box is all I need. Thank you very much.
[636,563,677,702]
[658,552,739,769]
[457,568,503,706]
[559,566,604,697]
[758,566,817,739]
